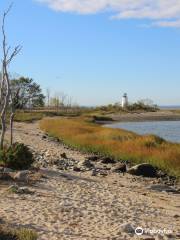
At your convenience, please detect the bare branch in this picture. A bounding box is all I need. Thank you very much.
[7,45,22,64]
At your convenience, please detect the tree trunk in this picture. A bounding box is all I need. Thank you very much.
[0,113,6,149]
[10,112,14,145]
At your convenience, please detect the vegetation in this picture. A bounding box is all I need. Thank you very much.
[127,99,159,112]
[86,99,159,118]
[11,77,45,109]
[92,115,114,122]
[0,225,37,240]
[40,118,180,177]
[0,143,34,170]
[13,109,82,122]
[14,111,46,122]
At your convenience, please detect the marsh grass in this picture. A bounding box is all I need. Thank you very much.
[40,118,180,177]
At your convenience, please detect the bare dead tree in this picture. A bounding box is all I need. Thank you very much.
[0,4,22,149]
[59,92,67,109]
[46,88,50,107]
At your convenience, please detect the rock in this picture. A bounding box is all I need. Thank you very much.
[99,171,108,176]
[14,170,29,182]
[91,169,97,176]
[7,185,32,194]
[42,135,47,139]
[142,238,155,240]
[103,166,111,171]
[80,160,94,169]
[127,163,157,177]
[112,163,127,173]
[3,168,14,173]
[120,223,134,234]
[61,152,67,159]
[0,172,13,181]
[18,187,33,194]
[101,157,116,164]
[87,156,99,162]
[73,166,81,172]
[147,184,179,193]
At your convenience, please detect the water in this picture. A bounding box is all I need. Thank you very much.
[105,121,180,143]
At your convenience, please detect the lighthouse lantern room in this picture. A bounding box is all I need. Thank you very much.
[122,93,128,108]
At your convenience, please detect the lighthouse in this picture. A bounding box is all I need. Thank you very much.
[122,93,128,108]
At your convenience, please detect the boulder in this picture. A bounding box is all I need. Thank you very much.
[86,156,99,162]
[101,157,116,164]
[127,163,157,177]
[14,170,30,182]
[112,163,127,173]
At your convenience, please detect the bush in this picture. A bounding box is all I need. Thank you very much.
[92,115,113,122]
[0,143,34,170]
[0,225,37,240]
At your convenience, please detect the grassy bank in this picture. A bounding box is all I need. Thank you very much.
[40,118,180,177]
[13,110,82,123]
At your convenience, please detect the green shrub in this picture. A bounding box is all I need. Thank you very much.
[0,225,37,240]
[92,115,113,122]
[0,143,34,170]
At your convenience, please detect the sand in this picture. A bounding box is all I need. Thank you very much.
[0,121,179,240]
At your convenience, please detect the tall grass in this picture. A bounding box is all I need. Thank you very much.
[40,118,180,177]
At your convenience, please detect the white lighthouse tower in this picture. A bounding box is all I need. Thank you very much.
[122,93,128,108]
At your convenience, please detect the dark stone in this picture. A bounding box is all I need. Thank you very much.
[127,163,157,177]
[61,152,67,159]
[81,160,94,169]
[101,157,116,164]
[73,166,81,172]
[112,163,127,173]
[87,156,99,162]
[42,135,47,139]
[0,173,13,181]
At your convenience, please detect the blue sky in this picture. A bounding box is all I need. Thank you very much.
[0,0,180,106]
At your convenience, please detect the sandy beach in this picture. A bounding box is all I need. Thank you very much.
[0,121,179,240]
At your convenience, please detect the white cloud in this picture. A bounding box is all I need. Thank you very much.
[37,0,180,27]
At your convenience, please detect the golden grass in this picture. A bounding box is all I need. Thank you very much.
[40,118,180,177]
[14,111,46,122]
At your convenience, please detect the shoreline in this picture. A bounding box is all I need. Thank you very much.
[106,111,180,123]
[1,121,179,240]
